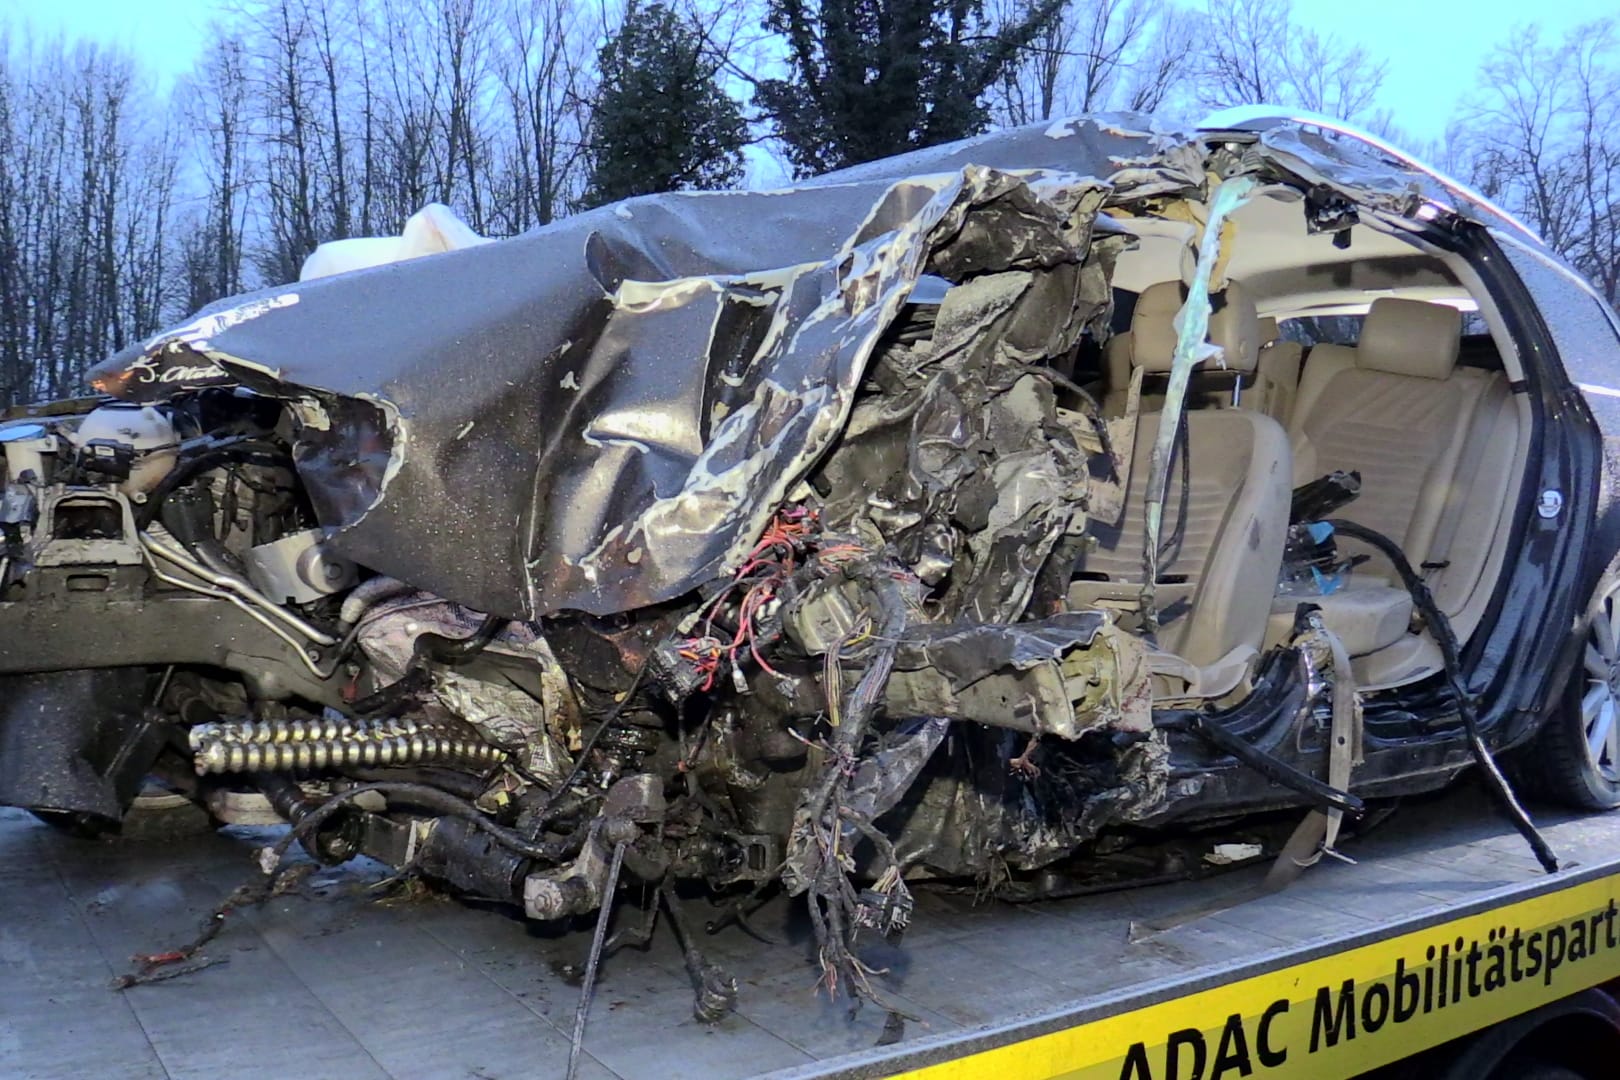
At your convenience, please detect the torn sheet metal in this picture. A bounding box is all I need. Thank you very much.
[87,118,1205,620]
[885,612,1126,738]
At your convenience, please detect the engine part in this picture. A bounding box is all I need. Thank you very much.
[70,403,178,496]
[662,886,739,1023]
[189,714,506,774]
[351,597,578,768]
[417,815,529,900]
[246,528,359,605]
[132,435,293,531]
[32,487,144,567]
[255,772,361,862]
[339,574,415,625]
[142,527,337,645]
[202,788,284,826]
[523,774,662,919]
[0,420,55,487]
[593,724,661,787]
[76,440,136,483]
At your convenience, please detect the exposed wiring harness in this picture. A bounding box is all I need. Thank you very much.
[786,551,912,1002]
[675,506,818,690]
[112,779,603,989]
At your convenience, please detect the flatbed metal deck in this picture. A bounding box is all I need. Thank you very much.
[5,786,1620,1080]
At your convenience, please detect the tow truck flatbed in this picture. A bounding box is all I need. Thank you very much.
[6,786,1620,1080]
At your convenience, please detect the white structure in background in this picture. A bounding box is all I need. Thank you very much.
[298,203,489,281]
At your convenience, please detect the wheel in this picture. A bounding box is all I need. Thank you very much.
[1491,1063,1584,1080]
[119,788,219,840]
[1524,578,1620,810]
[29,784,218,841]
[28,808,118,838]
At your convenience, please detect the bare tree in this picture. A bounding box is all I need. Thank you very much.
[1198,0,1387,122]
[992,0,1170,126]
[0,34,176,405]
[1119,2,1196,114]
[1455,20,1620,302]
[178,28,254,309]
[491,0,594,229]
[251,0,323,284]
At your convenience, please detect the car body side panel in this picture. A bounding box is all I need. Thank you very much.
[1480,232,1615,741]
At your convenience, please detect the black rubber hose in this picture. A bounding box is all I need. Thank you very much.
[1326,517,1559,873]
[347,668,431,716]
[134,439,291,528]
[347,614,508,716]
[1166,711,1365,816]
[416,614,509,665]
[284,780,595,863]
[254,772,362,863]
[344,766,490,801]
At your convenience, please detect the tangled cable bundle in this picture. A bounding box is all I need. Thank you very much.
[676,506,819,690]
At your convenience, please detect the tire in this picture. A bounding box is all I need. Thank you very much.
[28,808,119,839]
[1492,1064,1584,1080]
[30,787,217,841]
[1438,988,1620,1080]
[1524,577,1620,810]
[119,790,220,840]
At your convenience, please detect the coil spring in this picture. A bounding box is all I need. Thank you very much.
[190,714,432,747]
[189,715,507,775]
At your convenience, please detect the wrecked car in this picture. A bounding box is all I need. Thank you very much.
[4,108,1620,1016]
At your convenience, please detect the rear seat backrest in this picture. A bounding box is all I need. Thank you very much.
[1425,377,1521,626]
[1255,317,1302,426]
[1289,298,1491,572]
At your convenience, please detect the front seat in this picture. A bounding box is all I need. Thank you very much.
[1101,280,1266,417]
[1071,281,1291,694]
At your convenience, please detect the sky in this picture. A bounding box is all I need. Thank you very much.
[5,0,1617,142]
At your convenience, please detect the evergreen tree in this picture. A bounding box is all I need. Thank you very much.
[584,3,750,207]
[755,0,1064,176]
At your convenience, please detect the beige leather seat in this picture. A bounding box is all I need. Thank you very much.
[1255,317,1302,426]
[1073,282,1291,688]
[1101,280,1263,417]
[1273,298,1497,656]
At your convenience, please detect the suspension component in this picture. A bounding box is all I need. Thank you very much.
[254,772,360,863]
[188,715,507,775]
